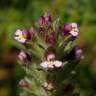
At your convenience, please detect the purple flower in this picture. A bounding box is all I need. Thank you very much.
[38,12,52,26]
[43,12,52,22]
[14,29,31,43]
[38,27,45,33]
[74,46,84,60]
[63,23,71,35]
[19,79,29,88]
[65,45,84,60]
[63,23,79,37]
[45,32,56,45]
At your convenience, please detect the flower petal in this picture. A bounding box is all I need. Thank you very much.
[74,28,79,33]
[15,29,22,35]
[40,61,48,69]
[70,30,79,37]
[54,60,62,68]
[71,23,78,28]
[47,53,55,61]
[48,64,54,69]
[14,36,19,40]
[18,38,26,43]
[18,51,27,61]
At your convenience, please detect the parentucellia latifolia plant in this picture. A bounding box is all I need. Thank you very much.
[14,12,84,96]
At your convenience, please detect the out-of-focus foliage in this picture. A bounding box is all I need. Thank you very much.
[0,0,96,96]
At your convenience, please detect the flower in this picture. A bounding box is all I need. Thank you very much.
[38,27,45,33]
[63,23,79,37]
[19,79,29,88]
[40,51,63,69]
[45,52,55,61]
[65,45,84,60]
[74,46,84,60]
[14,29,31,43]
[18,50,32,64]
[43,12,52,22]
[40,60,63,70]
[63,23,71,35]
[45,32,56,45]
[42,81,54,91]
[38,12,52,26]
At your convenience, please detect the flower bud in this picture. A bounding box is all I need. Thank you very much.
[19,79,29,88]
[43,12,52,22]
[38,27,45,33]
[74,46,84,60]
[63,23,71,35]
[38,12,52,26]
[65,45,84,60]
[42,81,54,91]
[18,50,32,64]
[45,32,56,45]
[45,52,55,61]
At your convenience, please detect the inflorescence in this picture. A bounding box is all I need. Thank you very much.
[14,12,84,94]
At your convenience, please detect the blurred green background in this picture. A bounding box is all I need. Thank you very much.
[0,0,96,96]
